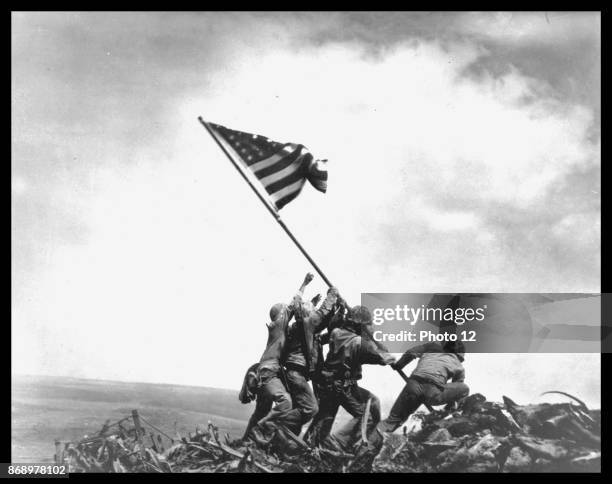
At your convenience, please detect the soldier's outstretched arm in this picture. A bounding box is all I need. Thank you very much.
[391,345,424,370]
[360,339,395,366]
[299,272,314,293]
[289,272,315,310]
[391,342,437,370]
[311,286,340,332]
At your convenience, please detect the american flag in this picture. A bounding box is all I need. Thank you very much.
[207,122,328,210]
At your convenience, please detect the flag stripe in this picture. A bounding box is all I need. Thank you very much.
[250,144,298,173]
[259,154,306,188]
[253,146,304,180]
[270,179,306,206]
[265,161,309,195]
[207,122,327,211]
[275,192,301,210]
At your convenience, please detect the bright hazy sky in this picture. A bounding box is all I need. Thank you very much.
[12,12,600,408]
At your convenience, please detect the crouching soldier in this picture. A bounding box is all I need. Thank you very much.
[247,274,313,445]
[305,305,395,451]
[281,283,339,436]
[377,340,469,433]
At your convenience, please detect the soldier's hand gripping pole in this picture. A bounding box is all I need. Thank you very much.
[353,305,411,385]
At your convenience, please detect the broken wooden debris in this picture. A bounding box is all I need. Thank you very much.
[55,392,600,473]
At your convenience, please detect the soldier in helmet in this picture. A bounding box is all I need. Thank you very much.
[280,283,339,436]
[247,273,314,445]
[377,339,469,434]
[304,304,396,451]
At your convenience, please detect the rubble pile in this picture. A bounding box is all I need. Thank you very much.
[54,415,370,473]
[55,392,600,473]
[373,392,601,473]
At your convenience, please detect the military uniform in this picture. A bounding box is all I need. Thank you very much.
[251,292,303,436]
[239,363,266,439]
[378,342,469,433]
[281,289,338,435]
[305,326,387,450]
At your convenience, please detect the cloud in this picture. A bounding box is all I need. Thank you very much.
[457,11,599,47]
[12,175,27,195]
[304,12,600,122]
[190,36,598,292]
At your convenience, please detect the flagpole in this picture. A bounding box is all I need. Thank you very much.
[199,117,404,380]
[198,117,333,288]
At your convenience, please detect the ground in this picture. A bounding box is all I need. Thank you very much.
[11,375,251,463]
[13,375,600,473]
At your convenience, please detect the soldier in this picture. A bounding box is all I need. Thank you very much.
[238,362,268,441]
[377,340,469,433]
[305,305,395,451]
[247,273,314,444]
[281,284,339,436]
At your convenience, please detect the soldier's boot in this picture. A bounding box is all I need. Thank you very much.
[248,423,276,447]
[320,434,348,454]
[271,425,310,457]
[443,395,469,414]
[349,430,385,472]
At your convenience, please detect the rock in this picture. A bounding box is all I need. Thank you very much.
[465,461,498,472]
[515,435,568,460]
[421,427,460,456]
[424,428,452,443]
[532,457,553,471]
[460,393,487,413]
[502,446,532,472]
[441,417,479,437]
[435,447,469,472]
[466,434,502,461]
[571,452,601,472]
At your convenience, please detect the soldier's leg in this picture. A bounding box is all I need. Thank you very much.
[243,392,273,440]
[304,387,340,447]
[354,385,381,428]
[377,378,425,433]
[285,369,319,435]
[425,382,469,406]
[255,371,293,434]
[328,383,377,451]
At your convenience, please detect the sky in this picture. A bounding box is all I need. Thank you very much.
[12,12,601,409]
